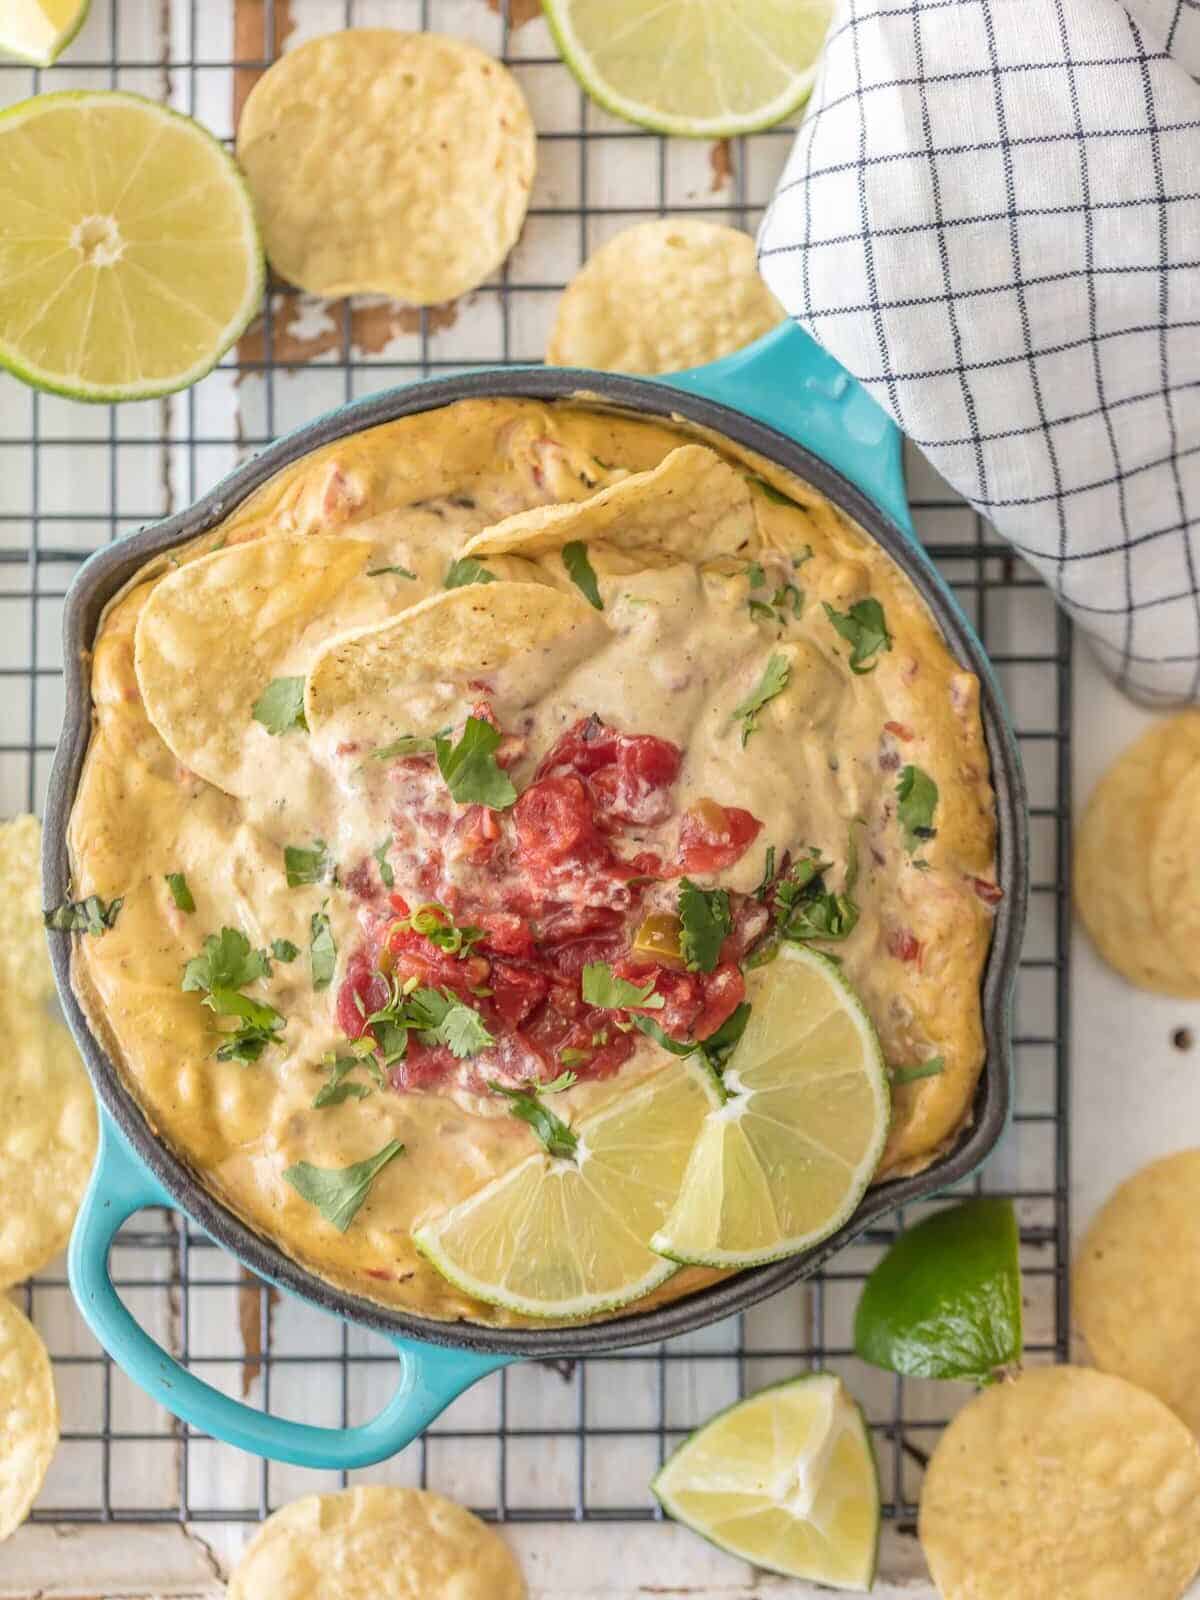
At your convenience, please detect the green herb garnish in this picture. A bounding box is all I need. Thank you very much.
[677,879,732,974]
[896,765,939,853]
[823,599,892,674]
[310,910,336,991]
[753,845,777,902]
[444,556,496,589]
[165,873,195,913]
[283,1140,405,1232]
[408,987,495,1058]
[748,474,797,508]
[370,731,444,761]
[748,598,777,623]
[312,1052,378,1108]
[182,926,269,993]
[892,1056,945,1086]
[729,652,790,746]
[562,540,603,610]
[372,836,395,889]
[252,676,307,735]
[489,1078,578,1161]
[772,582,804,619]
[271,938,299,963]
[631,1015,696,1057]
[435,717,517,810]
[206,987,285,1063]
[408,902,486,958]
[581,962,665,1011]
[775,853,859,944]
[45,894,123,936]
[367,564,416,579]
[701,1001,751,1073]
[746,561,766,588]
[284,839,333,888]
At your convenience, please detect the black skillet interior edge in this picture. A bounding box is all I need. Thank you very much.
[44,367,1028,1357]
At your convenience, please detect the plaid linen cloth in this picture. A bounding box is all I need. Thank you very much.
[757,0,1200,704]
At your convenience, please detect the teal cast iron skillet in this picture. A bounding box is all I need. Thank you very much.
[44,322,1028,1470]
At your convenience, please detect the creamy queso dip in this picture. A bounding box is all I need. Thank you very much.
[66,399,998,1326]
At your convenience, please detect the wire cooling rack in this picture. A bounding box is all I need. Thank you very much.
[1,0,1070,1551]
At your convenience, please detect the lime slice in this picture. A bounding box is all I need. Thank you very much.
[542,0,834,138]
[0,0,89,66]
[853,1196,1023,1382]
[651,945,889,1268]
[654,1374,880,1589]
[0,91,263,401]
[413,1060,721,1319]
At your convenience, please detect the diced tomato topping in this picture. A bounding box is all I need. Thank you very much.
[490,961,550,1029]
[515,774,598,864]
[336,953,391,1039]
[887,927,922,964]
[692,962,747,1040]
[453,804,502,865]
[970,876,1004,906]
[675,800,762,875]
[473,911,535,959]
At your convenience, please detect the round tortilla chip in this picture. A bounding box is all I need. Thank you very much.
[237,31,535,304]
[463,445,758,566]
[133,535,372,796]
[1148,761,1200,989]
[0,816,97,1289]
[919,1365,1200,1600]
[1075,1150,1200,1434]
[305,581,606,745]
[226,1486,524,1600]
[1074,713,1200,996]
[546,219,785,375]
[0,1297,58,1541]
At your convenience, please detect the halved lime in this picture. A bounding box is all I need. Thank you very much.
[542,0,835,138]
[0,0,89,66]
[652,945,889,1268]
[413,1060,720,1319]
[854,1196,1023,1382]
[0,91,263,401]
[654,1374,880,1589]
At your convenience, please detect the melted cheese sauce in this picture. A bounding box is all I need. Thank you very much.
[67,400,997,1326]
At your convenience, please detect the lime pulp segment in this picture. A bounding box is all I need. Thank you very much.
[0,0,90,67]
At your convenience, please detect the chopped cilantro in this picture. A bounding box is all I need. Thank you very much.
[823,598,892,674]
[284,1140,405,1232]
[408,987,495,1058]
[444,556,496,589]
[489,1079,578,1162]
[892,1056,945,1086]
[205,986,285,1062]
[753,845,777,903]
[312,1053,375,1109]
[562,541,603,610]
[701,1002,751,1073]
[310,910,336,991]
[631,1016,696,1057]
[746,561,766,588]
[775,853,859,944]
[729,652,790,746]
[793,545,814,567]
[748,598,777,624]
[581,962,665,1011]
[252,676,307,735]
[165,873,195,913]
[371,731,443,761]
[772,582,804,619]
[896,765,939,853]
[45,894,123,937]
[284,839,333,888]
[367,564,416,579]
[182,927,269,993]
[271,938,299,963]
[747,474,797,508]
[677,879,732,974]
[434,717,517,810]
[372,836,395,889]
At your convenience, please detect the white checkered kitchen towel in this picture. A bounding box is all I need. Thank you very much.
[757,0,1200,704]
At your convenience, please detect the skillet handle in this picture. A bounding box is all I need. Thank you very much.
[68,1114,508,1469]
[661,321,913,538]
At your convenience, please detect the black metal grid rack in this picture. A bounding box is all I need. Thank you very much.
[1,0,1070,1547]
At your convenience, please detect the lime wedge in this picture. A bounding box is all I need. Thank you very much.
[0,91,263,401]
[654,1374,880,1589]
[854,1197,1023,1382]
[413,1060,721,1319]
[651,945,889,1268]
[542,0,834,138]
[0,0,89,66]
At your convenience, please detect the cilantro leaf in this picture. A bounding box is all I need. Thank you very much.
[489,1079,578,1162]
[252,676,308,735]
[700,1001,751,1073]
[896,765,939,853]
[182,927,269,993]
[444,557,496,590]
[372,836,395,889]
[367,564,416,579]
[746,561,766,588]
[581,962,665,1011]
[753,845,777,903]
[284,1140,405,1232]
[45,894,123,937]
[775,854,859,944]
[677,879,732,974]
[772,582,804,619]
[313,1053,375,1109]
[371,732,442,761]
[892,1056,945,1086]
[407,987,495,1059]
[284,840,333,889]
[165,873,195,913]
[562,540,603,610]
[632,1015,696,1057]
[434,717,517,810]
[729,653,790,747]
[201,985,283,1064]
[747,474,797,508]
[310,911,336,991]
[271,938,299,963]
[823,599,892,674]
[748,598,777,623]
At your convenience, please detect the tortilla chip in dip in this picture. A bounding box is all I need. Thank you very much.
[226,1486,524,1600]
[236,31,535,305]
[0,1297,58,1541]
[1075,1150,1200,1434]
[919,1365,1200,1600]
[546,218,786,375]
